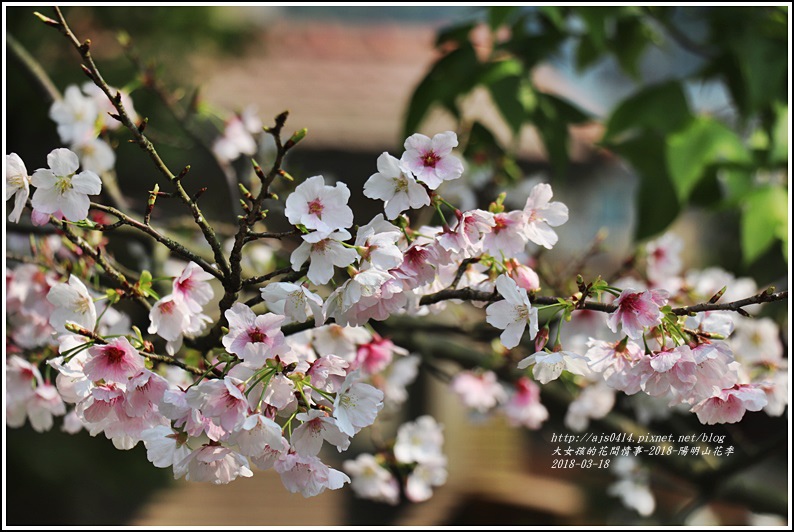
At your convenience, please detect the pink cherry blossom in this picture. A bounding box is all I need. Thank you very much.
[31,148,102,221]
[285,175,354,233]
[502,377,549,429]
[228,413,285,457]
[483,211,528,257]
[26,383,67,432]
[400,131,463,190]
[607,288,668,340]
[222,303,288,366]
[187,377,249,432]
[585,338,645,394]
[645,232,683,283]
[172,261,215,313]
[450,370,506,413]
[124,369,169,417]
[438,209,495,257]
[522,183,568,249]
[691,384,767,424]
[355,337,408,375]
[364,152,431,219]
[307,355,349,393]
[505,259,540,292]
[84,337,145,383]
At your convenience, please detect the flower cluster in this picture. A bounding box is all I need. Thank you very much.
[5,123,787,504]
[344,415,447,504]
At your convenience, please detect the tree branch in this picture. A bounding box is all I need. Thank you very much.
[48,6,231,277]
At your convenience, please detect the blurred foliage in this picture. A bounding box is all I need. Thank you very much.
[406,6,788,263]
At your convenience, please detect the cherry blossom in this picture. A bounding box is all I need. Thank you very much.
[222,303,288,366]
[260,282,324,325]
[48,85,98,144]
[6,153,30,223]
[450,370,507,413]
[333,371,384,436]
[606,288,668,340]
[518,349,590,384]
[405,458,448,503]
[691,384,767,424]
[486,274,538,349]
[343,453,400,505]
[291,229,358,285]
[364,152,431,219]
[400,131,464,189]
[177,444,254,484]
[502,377,549,429]
[521,183,569,249]
[291,410,351,456]
[285,175,353,233]
[172,261,215,313]
[31,148,102,221]
[83,337,145,383]
[393,415,444,464]
[275,453,350,497]
[47,274,97,332]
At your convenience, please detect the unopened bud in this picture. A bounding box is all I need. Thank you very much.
[284,128,307,150]
[33,11,61,27]
[708,286,727,304]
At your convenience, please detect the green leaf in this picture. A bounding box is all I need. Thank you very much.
[666,117,751,202]
[488,6,518,30]
[434,22,476,47]
[770,102,788,164]
[403,43,479,137]
[741,185,788,264]
[610,132,680,240]
[478,58,524,86]
[604,81,692,141]
[487,75,528,135]
[610,16,652,79]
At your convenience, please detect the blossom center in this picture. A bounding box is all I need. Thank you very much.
[308,198,324,217]
[393,176,409,193]
[248,328,266,343]
[55,176,74,194]
[422,151,440,168]
[73,295,92,315]
[104,346,126,363]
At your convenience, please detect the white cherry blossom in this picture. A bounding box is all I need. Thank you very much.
[522,183,568,249]
[285,175,353,233]
[6,153,30,223]
[486,274,538,349]
[400,131,464,190]
[31,148,102,222]
[364,152,430,219]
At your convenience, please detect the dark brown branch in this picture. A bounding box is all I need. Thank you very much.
[90,202,222,280]
[670,289,787,316]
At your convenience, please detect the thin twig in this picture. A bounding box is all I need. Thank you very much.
[49,6,231,277]
[90,202,222,280]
